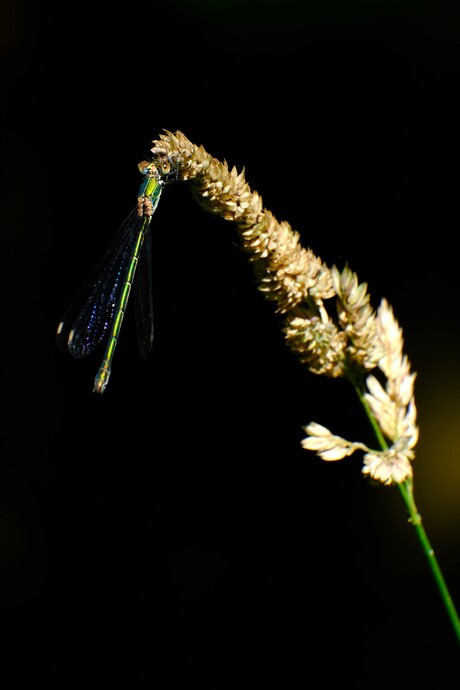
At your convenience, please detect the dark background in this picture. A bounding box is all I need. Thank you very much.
[2,1,460,687]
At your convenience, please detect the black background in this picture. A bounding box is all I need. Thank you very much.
[2,1,460,687]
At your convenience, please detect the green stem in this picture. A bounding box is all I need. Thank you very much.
[397,479,460,645]
[348,369,460,645]
[348,371,388,450]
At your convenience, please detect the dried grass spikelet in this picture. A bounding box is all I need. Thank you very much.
[302,300,418,485]
[283,306,347,377]
[331,265,385,371]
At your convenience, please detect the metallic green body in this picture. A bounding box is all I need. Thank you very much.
[93,176,162,393]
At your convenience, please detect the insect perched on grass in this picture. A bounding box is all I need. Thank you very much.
[56,153,177,393]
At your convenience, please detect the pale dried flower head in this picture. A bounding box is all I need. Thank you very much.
[150,132,418,485]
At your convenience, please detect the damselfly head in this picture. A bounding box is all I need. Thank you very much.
[139,155,178,185]
[138,160,158,177]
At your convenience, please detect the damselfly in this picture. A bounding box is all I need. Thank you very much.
[57,153,177,393]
